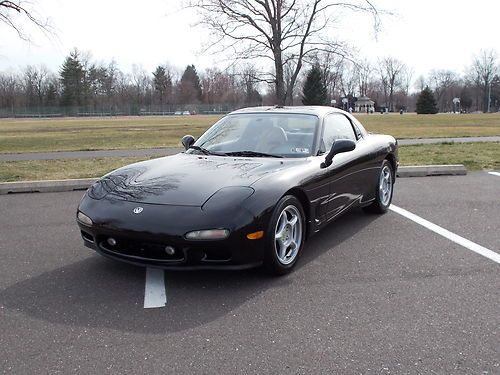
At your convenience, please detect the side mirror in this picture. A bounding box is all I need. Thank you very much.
[181,134,195,150]
[320,139,356,169]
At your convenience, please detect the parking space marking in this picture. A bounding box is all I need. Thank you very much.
[144,268,167,308]
[390,205,500,265]
[488,172,500,177]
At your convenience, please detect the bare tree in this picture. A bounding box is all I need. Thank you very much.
[202,68,235,104]
[340,61,358,106]
[470,49,499,112]
[429,69,458,112]
[357,59,372,97]
[400,66,413,97]
[378,56,405,111]
[239,64,262,105]
[399,65,413,110]
[0,0,51,41]
[188,0,381,105]
[0,72,21,113]
[131,65,153,108]
[414,74,426,92]
[311,50,345,103]
[22,64,49,107]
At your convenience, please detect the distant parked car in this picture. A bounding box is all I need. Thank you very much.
[174,111,182,115]
[76,106,398,275]
[182,111,191,115]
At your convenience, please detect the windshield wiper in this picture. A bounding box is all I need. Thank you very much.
[188,145,227,156]
[225,150,283,158]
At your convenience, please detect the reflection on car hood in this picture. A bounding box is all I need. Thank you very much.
[92,153,296,206]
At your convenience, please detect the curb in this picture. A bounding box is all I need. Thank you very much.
[0,178,97,195]
[396,165,467,178]
[0,165,467,195]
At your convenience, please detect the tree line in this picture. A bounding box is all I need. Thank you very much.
[0,49,263,117]
[0,48,499,117]
[300,49,499,114]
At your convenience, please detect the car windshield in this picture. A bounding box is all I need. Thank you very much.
[188,113,318,158]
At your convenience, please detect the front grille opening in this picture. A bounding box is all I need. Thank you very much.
[81,230,94,243]
[98,236,185,262]
[198,248,232,262]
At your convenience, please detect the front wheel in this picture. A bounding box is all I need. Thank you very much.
[363,160,394,214]
[264,195,305,275]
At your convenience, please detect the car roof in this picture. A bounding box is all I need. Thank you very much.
[228,105,347,118]
[228,105,369,138]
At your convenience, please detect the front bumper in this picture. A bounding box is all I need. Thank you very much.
[79,226,264,270]
[77,196,268,269]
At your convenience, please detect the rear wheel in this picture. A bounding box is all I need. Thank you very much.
[363,160,394,214]
[264,195,305,275]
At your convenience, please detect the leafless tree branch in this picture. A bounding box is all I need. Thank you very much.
[186,0,383,104]
[0,0,54,41]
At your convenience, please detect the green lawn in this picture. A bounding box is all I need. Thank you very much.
[1,142,498,182]
[0,156,152,182]
[398,142,500,171]
[1,113,499,154]
[0,115,221,154]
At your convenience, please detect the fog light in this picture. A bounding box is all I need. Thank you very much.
[185,229,230,240]
[164,246,175,255]
[107,237,117,246]
[77,211,93,226]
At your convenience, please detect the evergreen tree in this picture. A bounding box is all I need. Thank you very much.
[152,65,172,106]
[179,65,202,103]
[416,86,438,114]
[302,65,328,105]
[59,49,85,107]
[45,83,59,107]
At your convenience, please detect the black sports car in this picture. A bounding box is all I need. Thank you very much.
[77,106,398,274]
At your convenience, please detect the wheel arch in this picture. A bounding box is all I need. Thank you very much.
[385,153,397,179]
[284,187,312,239]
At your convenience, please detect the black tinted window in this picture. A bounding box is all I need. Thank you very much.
[322,114,356,151]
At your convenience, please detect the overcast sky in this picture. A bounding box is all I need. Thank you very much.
[0,0,498,79]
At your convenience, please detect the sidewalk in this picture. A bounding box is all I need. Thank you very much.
[397,136,500,145]
[1,136,499,162]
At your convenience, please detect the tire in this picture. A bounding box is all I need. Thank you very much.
[263,195,305,275]
[363,159,394,214]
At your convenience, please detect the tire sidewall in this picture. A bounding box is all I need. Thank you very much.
[264,195,305,275]
[376,160,394,212]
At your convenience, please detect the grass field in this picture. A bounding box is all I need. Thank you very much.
[359,112,500,138]
[1,113,499,154]
[398,142,500,170]
[1,142,498,182]
[0,156,152,182]
[0,115,222,154]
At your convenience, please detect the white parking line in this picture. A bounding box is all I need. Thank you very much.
[390,205,500,265]
[144,268,167,308]
[488,172,500,177]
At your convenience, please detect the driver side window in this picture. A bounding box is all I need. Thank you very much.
[321,114,357,152]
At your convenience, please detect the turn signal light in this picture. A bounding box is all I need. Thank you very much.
[185,229,230,240]
[77,211,93,226]
[246,231,264,240]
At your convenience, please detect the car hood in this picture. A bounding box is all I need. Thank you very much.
[90,153,300,206]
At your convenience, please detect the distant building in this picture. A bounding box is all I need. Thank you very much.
[355,96,375,113]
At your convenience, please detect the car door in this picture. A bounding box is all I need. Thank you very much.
[347,115,384,201]
[320,113,367,220]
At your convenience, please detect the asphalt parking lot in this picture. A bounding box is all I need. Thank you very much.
[0,172,499,374]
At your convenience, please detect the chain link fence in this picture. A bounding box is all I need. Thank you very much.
[0,103,263,118]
